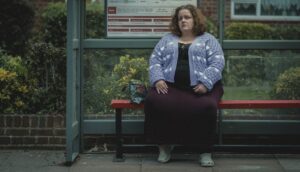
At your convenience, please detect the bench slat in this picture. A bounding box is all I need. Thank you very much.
[111,99,300,109]
[111,99,144,109]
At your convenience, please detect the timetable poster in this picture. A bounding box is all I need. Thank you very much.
[107,0,197,38]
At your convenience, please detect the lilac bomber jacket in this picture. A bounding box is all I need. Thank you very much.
[149,32,225,91]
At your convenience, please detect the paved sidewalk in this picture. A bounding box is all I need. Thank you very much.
[1,150,300,172]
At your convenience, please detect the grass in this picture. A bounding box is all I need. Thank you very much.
[223,86,271,100]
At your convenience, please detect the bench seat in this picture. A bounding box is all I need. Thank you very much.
[111,99,300,161]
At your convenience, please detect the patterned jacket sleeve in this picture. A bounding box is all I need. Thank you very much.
[199,36,225,90]
[149,36,167,86]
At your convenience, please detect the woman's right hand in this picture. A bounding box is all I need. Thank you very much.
[155,80,168,94]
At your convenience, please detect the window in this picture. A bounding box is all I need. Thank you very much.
[231,0,300,21]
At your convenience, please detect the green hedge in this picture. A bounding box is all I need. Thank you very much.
[272,24,300,40]
[225,22,273,39]
[225,22,300,40]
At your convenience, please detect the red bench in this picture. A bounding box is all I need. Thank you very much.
[111,99,300,161]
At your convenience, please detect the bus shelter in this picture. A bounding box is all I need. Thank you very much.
[66,0,300,165]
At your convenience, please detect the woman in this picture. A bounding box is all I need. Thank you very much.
[144,4,224,166]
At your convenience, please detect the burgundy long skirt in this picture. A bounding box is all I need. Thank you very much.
[144,81,223,150]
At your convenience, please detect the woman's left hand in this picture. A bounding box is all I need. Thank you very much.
[193,84,208,94]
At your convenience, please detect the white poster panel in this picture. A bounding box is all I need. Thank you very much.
[107,0,197,38]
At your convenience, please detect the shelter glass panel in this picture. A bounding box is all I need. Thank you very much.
[83,49,151,119]
[223,49,300,118]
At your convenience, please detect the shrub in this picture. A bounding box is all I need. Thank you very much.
[25,42,66,113]
[41,2,67,47]
[272,24,300,40]
[264,51,300,83]
[225,22,273,39]
[113,55,149,88]
[271,67,300,100]
[40,2,105,47]
[0,50,34,113]
[83,54,148,114]
[0,0,35,56]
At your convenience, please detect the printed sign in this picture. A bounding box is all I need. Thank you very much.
[107,0,197,38]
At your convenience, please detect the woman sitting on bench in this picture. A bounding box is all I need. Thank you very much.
[144,4,225,167]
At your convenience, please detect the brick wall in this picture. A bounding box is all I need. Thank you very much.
[0,114,65,149]
[200,0,218,22]
[200,0,232,26]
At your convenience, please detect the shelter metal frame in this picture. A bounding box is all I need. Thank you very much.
[66,0,300,165]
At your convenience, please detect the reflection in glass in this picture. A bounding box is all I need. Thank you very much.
[234,3,256,15]
[261,0,300,16]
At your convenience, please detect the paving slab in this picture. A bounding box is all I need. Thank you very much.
[0,151,11,166]
[70,153,141,172]
[213,154,285,172]
[141,153,212,172]
[0,150,65,167]
[0,150,68,172]
[1,150,299,172]
[275,154,300,172]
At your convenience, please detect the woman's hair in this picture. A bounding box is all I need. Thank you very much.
[169,4,206,36]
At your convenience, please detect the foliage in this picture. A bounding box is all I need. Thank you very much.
[86,4,105,38]
[223,22,300,88]
[82,50,118,114]
[40,2,67,47]
[271,67,300,100]
[0,0,35,56]
[83,54,149,114]
[225,22,273,39]
[272,24,300,40]
[25,42,66,113]
[0,50,34,113]
[225,22,300,40]
[40,2,105,47]
[113,55,149,88]
[3,1,300,115]
[264,51,300,83]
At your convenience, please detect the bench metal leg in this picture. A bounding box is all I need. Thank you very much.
[218,109,223,145]
[114,108,125,162]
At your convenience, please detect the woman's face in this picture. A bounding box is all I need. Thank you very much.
[178,9,194,34]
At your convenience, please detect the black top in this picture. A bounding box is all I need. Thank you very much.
[174,42,191,90]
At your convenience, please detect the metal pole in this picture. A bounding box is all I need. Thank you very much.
[218,0,224,46]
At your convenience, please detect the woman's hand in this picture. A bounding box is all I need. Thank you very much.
[155,80,168,94]
[193,84,208,94]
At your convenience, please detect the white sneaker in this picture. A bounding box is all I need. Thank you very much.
[157,145,173,163]
[199,153,214,167]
